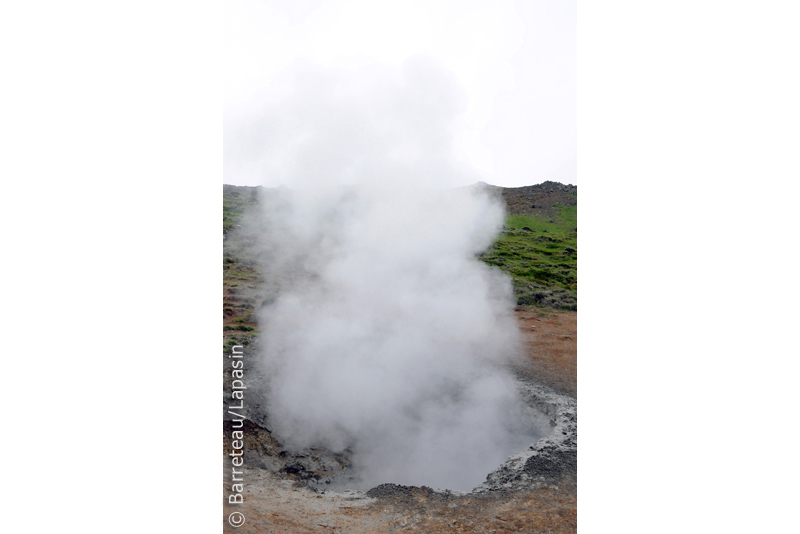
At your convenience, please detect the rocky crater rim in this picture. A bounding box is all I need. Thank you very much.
[223,342,576,497]
[310,377,577,498]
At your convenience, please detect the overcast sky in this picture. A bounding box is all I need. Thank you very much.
[224,0,576,188]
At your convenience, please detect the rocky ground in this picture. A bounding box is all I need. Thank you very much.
[224,470,576,533]
[481,181,577,220]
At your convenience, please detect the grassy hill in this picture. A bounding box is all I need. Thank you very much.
[480,181,577,311]
[222,185,265,351]
[222,181,577,349]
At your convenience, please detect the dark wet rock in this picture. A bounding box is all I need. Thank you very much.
[283,463,307,475]
[366,484,437,499]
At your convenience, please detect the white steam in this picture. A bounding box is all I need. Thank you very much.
[226,57,545,491]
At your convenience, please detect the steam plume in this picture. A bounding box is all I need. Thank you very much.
[226,57,545,490]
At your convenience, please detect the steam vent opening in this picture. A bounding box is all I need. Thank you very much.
[225,340,576,495]
[308,374,558,493]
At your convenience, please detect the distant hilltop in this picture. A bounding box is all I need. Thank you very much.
[224,180,576,220]
[476,180,577,219]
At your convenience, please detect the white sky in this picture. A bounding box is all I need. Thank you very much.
[224,0,576,187]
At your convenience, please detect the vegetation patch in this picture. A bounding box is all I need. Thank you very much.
[223,185,268,349]
[479,204,577,311]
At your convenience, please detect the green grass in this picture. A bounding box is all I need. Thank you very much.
[223,187,270,353]
[479,206,577,310]
[224,324,256,332]
[506,205,577,232]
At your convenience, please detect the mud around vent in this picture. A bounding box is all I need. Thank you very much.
[223,345,577,497]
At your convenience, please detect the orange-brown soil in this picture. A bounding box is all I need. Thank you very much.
[225,469,576,533]
[513,309,577,399]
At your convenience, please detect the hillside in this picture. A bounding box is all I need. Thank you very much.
[480,181,578,311]
[222,184,266,352]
